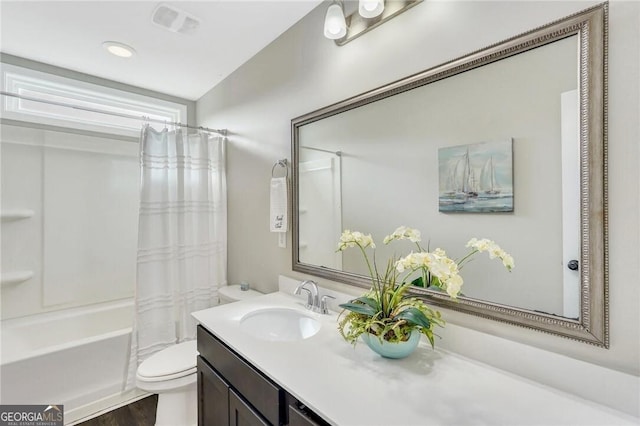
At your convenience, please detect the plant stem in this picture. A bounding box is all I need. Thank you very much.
[456,249,479,269]
[357,243,376,282]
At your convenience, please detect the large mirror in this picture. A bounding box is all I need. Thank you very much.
[292,4,608,346]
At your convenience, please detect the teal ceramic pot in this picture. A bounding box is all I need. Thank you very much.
[361,330,420,359]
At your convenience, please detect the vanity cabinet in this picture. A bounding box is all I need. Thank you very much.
[197,356,230,425]
[286,403,326,426]
[197,325,328,426]
[229,388,269,426]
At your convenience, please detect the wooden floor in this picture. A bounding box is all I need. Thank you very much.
[77,395,157,426]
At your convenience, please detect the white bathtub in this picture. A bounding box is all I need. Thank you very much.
[0,299,145,423]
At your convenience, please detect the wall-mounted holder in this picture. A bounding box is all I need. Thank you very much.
[271,159,288,178]
[1,209,34,221]
[1,270,34,287]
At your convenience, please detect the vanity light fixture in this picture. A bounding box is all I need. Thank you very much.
[323,1,347,40]
[323,0,423,46]
[359,0,385,18]
[102,41,136,58]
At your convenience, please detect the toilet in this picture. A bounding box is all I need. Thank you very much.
[218,283,262,305]
[136,284,263,426]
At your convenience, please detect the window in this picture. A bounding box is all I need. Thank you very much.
[1,63,187,137]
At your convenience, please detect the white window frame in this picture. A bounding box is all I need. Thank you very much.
[1,63,187,137]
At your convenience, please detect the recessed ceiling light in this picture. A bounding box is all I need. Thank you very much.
[102,41,136,58]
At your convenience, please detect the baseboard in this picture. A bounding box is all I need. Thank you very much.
[65,388,150,425]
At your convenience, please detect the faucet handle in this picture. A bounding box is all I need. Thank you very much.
[320,295,336,315]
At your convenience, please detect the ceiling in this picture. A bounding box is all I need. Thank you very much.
[0,1,323,101]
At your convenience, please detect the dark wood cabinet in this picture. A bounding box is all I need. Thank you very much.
[197,325,329,426]
[197,356,229,426]
[229,388,270,426]
[287,404,324,426]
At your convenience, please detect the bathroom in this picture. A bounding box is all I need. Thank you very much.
[1,1,639,425]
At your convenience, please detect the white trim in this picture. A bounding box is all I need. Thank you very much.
[1,63,187,137]
[65,389,150,425]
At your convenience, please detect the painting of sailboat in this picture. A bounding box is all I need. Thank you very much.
[438,139,513,212]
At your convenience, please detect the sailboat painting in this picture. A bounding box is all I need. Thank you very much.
[438,139,513,212]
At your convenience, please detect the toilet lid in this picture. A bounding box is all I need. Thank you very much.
[137,340,198,379]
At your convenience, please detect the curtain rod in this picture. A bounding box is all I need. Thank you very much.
[0,90,227,136]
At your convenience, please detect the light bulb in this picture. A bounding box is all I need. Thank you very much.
[363,1,378,11]
[359,0,384,18]
[324,3,347,40]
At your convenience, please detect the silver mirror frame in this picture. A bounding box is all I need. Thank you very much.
[292,4,608,347]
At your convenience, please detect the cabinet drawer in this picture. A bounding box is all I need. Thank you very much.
[288,405,322,426]
[198,325,283,425]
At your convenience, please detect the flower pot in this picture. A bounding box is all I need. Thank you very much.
[361,330,420,359]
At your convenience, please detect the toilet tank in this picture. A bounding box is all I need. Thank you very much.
[218,284,262,304]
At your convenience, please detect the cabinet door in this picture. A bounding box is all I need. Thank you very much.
[229,388,270,426]
[288,404,323,426]
[198,356,229,426]
[198,326,283,425]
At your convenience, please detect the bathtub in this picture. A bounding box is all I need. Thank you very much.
[1,299,146,424]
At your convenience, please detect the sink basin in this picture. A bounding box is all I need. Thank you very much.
[239,308,321,342]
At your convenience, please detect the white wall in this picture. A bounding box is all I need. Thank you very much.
[197,0,640,414]
[0,125,139,319]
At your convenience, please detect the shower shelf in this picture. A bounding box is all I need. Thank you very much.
[1,209,35,221]
[1,270,34,286]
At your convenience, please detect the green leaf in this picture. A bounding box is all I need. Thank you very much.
[422,327,436,348]
[389,283,411,308]
[353,296,380,311]
[339,302,377,317]
[410,276,425,287]
[395,307,432,329]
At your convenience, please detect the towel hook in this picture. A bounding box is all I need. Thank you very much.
[271,159,288,178]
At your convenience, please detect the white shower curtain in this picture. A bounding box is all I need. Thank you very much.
[126,125,226,389]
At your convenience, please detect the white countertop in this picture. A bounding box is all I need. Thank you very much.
[192,291,638,426]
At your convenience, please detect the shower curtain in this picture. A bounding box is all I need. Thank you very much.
[126,125,226,389]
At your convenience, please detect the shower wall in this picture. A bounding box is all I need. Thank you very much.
[1,123,139,319]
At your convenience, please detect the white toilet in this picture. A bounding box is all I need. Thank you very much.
[136,284,263,426]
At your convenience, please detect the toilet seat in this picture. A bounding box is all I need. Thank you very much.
[138,366,197,382]
[135,340,199,425]
[136,340,197,383]
[137,369,197,393]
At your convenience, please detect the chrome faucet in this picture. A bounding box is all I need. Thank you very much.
[294,280,335,314]
[294,279,319,311]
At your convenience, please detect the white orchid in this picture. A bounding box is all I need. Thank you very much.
[337,227,514,349]
[337,230,376,251]
[465,238,515,271]
[395,249,464,299]
[383,226,421,244]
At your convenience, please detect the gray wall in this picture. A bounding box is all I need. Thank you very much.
[297,35,578,315]
[197,0,639,386]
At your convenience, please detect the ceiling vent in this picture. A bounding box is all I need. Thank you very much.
[152,3,201,35]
